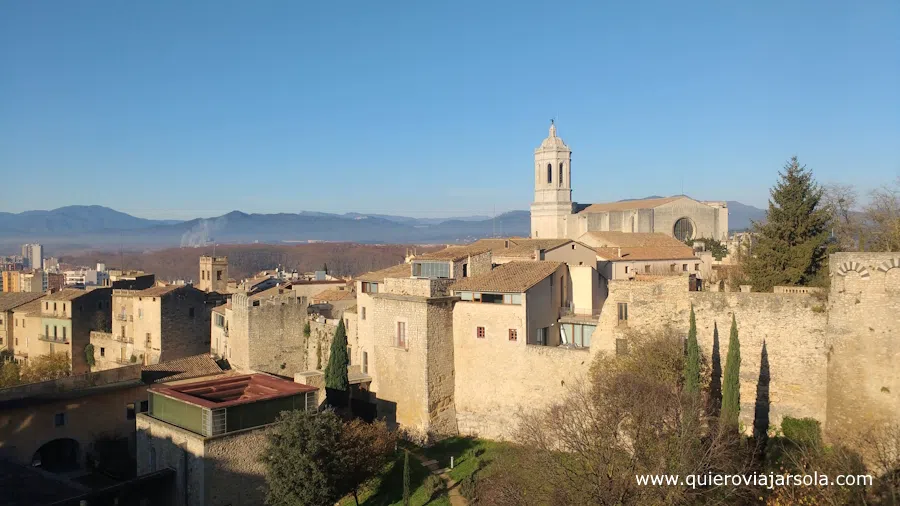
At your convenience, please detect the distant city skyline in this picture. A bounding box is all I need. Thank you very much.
[2,1,898,220]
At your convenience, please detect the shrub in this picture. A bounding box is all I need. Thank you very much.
[303,321,311,337]
[460,475,478,502]
[781,416,822,448]
[130,354,137,363]
[84,344,95,368]
[423,474,445,500]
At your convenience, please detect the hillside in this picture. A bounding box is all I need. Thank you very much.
[59,243,440,281]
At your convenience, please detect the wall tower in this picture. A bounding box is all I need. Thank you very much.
[198,255,228,293]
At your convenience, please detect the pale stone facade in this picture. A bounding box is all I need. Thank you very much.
[198,256,228,293]
[529,122,729,241]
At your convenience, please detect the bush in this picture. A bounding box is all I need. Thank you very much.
[460,475,478,502]
[781,416,822,448]
[423,474,445,500]
[84,344,95,368]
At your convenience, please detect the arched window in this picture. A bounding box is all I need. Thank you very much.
[559,163,564,187]
[673,218,694,242]
[547,164,552,183]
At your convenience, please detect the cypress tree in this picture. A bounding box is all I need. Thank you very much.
[683,305,700,395]
[402,450,411,506]
[744,156,831,292]
[708,322,722,417]
[324,319,349,391]
[721,314,742,430]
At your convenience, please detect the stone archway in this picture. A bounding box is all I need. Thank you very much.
[835,261,871,279]
[32,438,81,472]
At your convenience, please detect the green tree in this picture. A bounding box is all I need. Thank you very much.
[0,360,20,388]
[324,319,349,391]
[20,352,70,384]
[260,409,346,506]
[744,157,831,291]
[403,450,411,506]
[721,315,742,430]
[84,344,96,369]
[303,321,311,337]
[684,305,700,395]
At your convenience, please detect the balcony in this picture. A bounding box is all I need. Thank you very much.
[116,314,133,322]
[38,334,70,344]
[559,307,602,322]
[117,335,134,344]
[42,311,69,319]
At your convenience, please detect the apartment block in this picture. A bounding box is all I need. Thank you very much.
[36,288,112,374]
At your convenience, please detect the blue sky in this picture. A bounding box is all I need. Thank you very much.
[1,1,898,220]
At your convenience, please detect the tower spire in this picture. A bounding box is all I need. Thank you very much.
[549,119,556,138]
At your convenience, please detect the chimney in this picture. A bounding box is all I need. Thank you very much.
[504,240,510,248]
[534,248,543,260]
[617,247,622,258]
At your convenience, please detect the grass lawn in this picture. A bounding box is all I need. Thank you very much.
[340,437,509,506]
[339,450,451,506]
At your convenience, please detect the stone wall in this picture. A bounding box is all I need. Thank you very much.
[826,253,900,443]
[137,415,207,506]
[452,301,592,440]
[425,301,457,437]
[159,287,212,363]
[229,293,309,376]
[203,426,269,506]
[596,276,829,431]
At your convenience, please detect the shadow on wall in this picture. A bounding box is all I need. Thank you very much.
[753,341,771,451]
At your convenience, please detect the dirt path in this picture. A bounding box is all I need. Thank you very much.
[411,451,468,506]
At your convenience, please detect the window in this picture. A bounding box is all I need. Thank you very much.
[21,319,24,328]
[217,270,223,281]
[62,304,66,312]
[140,400,149,412]
[533,327,549,346]
[347,346,352,365]
[361,307,366,320]
[53,326,57,338]
[559,163,563,186]
[363,351,368,374]
[508,329,517,341]
[201,271,206,280]
[100,347,105,357]
[462,263,468,277]
[625,266,629,274]
[571,244,575,250]
[476,326,485,339]
[396,321,406,348]
[561,323,595,348]
[13,318,17,327]
[412,261,450,279]
[54,413,65,427]
[617,303,628,324]
[62,327,66,339]
[45,325,48,336]
[146,332,151,343]
[121,325,126,338]
[644,265,651,274]
[673,217,694,241]
[126,403,136,420]
[547,163,552,183]
[695,263,700,271]
[189,307,195,318]
[138,308,143,320]
[670,264,676,272]
[45,302,49,310]
[53,303,57,312]
[616,338,629,355]
[682,264,688,272]
[361,282,379,294]
[14,338,17,346]
[214,313,225,327]
[482,293,503,304]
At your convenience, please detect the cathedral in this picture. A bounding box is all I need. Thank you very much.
[530,122,729,241]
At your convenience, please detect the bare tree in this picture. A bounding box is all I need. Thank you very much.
[864,177,900,252]
[481,331,753,505]
[822,183,861,251]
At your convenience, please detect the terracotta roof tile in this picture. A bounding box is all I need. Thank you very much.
[450,261,562,293]
[579,231,688,248]
[356,263,411,283]
[0,292,45,312]
[492,239,573,258]
[577,196,684,214]
[414,244,493,262]
[44,288,94,301]
[141,354,224,384]
[138,285,183,297]
[594,246,697,261]
[211,302,231,315]
[11,298,45,315]
[312,288,355,302]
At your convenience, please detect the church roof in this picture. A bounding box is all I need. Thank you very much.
[577,196,685,214]
[536,121,569,150]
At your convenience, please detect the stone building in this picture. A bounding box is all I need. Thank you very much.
[529,122,728,241]
[198,256,229,293]
[0,292,44,357]
[12,298,45,364]
[218,286,310,376]
[37,288,112,374]
[90,285,213,370]
[136,373,318,506]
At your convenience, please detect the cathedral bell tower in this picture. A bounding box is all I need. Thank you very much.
[530,120,574,239]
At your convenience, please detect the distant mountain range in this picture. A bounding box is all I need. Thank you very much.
[0,200,765,252]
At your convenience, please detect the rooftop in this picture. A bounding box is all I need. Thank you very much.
[579,231,689,248]
[312,287,355,302]
[211,302,231,315]
[414,244,493,262]
[594,246,698,261]
[11,298,45,316]
[150,373,316,409]
[44,288,93,301]
[356,263,411,283]
[138,284,184,297]
[142,354,224,384]
[450,261,562,293]
[0,292,44,312]
[577,196,684,214]
[492,239,573,258]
